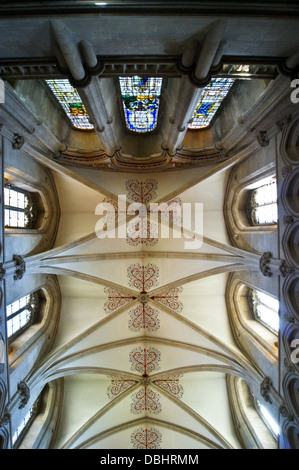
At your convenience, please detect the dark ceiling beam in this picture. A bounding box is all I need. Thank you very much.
[1,1,299,19]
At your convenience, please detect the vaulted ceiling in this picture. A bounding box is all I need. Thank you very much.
[1,0,298,450]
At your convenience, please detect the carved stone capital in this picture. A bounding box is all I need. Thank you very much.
[13,255,26,280]
[276,114,292,132]
[17,381,30,409]
[284,357,295,373]
[280,260,295,278]
[282,166,292,178]
[260,252,273,277]
[0,410,10,427]
[260,377,273,404]
[283,215,295,225]
[279,405,294,422]
[0,264,6,281]
[12,133,25,150]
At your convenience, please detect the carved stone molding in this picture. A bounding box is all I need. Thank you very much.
[13,255,26,280]
[260,377,273,404]
[12,133,25,150]
[260,252,273,277]
[17,381,30,410]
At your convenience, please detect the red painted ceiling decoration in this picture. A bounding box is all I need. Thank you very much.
[106,376,138,400]
[127,263,160,292]
[130,387,162,415]
[128,304,160,332]
[126,179,158,204]
[130,427,162,449]
[103,287,136,314]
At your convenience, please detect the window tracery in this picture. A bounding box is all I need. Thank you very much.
[247,176,278,225]
[4,184,37,229]
[248,289,279,334]
[12,399,39,448]
[6,293,39,340]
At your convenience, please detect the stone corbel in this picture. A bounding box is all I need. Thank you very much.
[13,255,26,281]
[260,377,274,404]
[17,381,30,409]
[260,252,273,277]
[12,133,25,150]
[257,130,269,147]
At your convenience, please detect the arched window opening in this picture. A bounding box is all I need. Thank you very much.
[4,184,37,229]
[6,293,39,341]
[45,79,94,130]
[256,400,280,439]
[119,76,163,133]
[248,289,279,334]
[247,176,277,225]
[188,77,235,130]
[12,397,40,448]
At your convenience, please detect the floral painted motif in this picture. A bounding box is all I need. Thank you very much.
[151,286,183,313]
[128,304,160,332]
[131,427,162,449]
[126,179,158,204]
[129,347,161,375]
[103,287,136,314]
[153,375,184,399]
[127,263,160,292]
[126,220,158,247]
[106,376,138,400]
[130,387,162,414]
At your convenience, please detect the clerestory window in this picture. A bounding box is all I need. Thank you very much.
[188,77,235,130]
[249,289,279,334]
[6,293,39,340]
[247,176,278,225]
[119,76,163,133]
[45,79,94,130]
[4,184,37,229]
[256,400,280,439]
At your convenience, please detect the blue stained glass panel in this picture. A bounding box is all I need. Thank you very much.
[189,78,235,129]
[119,76,163,133]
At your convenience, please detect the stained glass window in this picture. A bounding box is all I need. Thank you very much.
[4,185,36,229]
[248,176,277,225]
[188,78,235,129]
[45,79,93,130]
[119,76,163,133]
